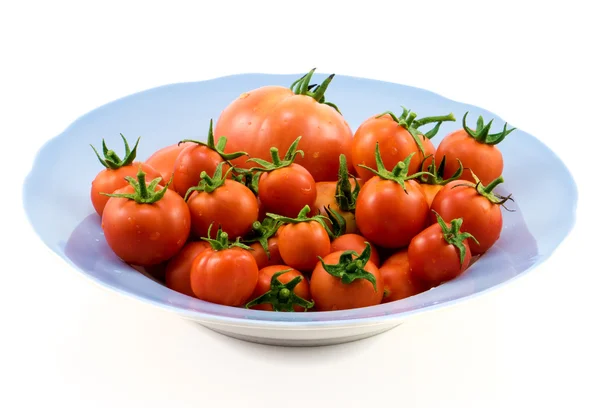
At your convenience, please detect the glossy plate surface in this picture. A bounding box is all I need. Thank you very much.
[23,73,577,346]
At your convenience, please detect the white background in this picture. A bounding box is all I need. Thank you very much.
[1,1,598,407]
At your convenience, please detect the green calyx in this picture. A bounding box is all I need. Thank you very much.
[358,143,434,192]
[180,119,248,161]
[377,107,456,156]
[323,206,347,238]
[433,211,479,265]
[267,205,338,239]
[91,133,140,170]
[289,68,341,114]
[201,224,252,251]
[317,243,377,291]
[101,166,169,204]
[453,171,515,209]
[247,136,304,172]
[241,217,283,259]
[418,155,464,186]
[231,167,260,195]
[245,270,314,312]
[335,154,360,212]
[184,161,232,201]
[462,112,516,145]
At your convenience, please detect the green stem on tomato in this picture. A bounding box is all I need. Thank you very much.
[244,270,315,312]
[90,133,140,170]
[101,166,170,204]
[317,244,377,291]
[179,119,248,161]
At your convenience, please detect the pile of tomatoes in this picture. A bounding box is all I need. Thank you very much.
[90,69,515,312]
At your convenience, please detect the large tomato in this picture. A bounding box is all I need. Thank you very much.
[90,134,162,216]
[165,241,211,297]
[352,108,455,181]
[245,266,313,312]
[430,175,511,255]
[330,234,380,267]
[310,244,383,311]
[379,250,425,303]
[435,112,515,185]
[101,169,191,266]
[145,142,195,189]
[214,69,354,182]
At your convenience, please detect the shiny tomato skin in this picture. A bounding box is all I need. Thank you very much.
[101,185,191,266]
[330,234,380,267]
[310,251,383,311]
[435,130,503,185]
[257,164,317,218]
[248,265,311,312]
[145,142,195,189]
[355,177,429,248]
[420,184,443,207]
[379,250,425,302]
[430,180,502,255]
[91,162,161,216]
[352,114,435,182]
[408,221,472,287]
[249,238,283,270]
[187,180,259,239]
[311,180,362,234]
[165,241,212,297]
[215,86,353,182]
[278,221,331,271]
[172,143,230,197]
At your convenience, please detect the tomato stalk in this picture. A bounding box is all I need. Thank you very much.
[418,155,464,186]
[335,154,360,212]
[317,244,378,290]
[462,112,516,145]
[101,166,170,204]
[289,68,341,113]
[180,119,248,161]
[184,162,232,200]
[231,167,260,195]
[90,133,140,170]
[245,270,314,312]
[453,172,515,209]
[267,205,340,239]
[432,211,479,265]
[241,217,283,257]
[202,224,252,251]
[247,136,304,171]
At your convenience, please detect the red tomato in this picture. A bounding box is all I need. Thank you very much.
[352,109,455,181]
[408,213,475,287]
[379,250,425,302]
[249,238,283,270]
[420,184,443,207]
[145,142,195,189]
[310,245,383,311]
[430,176,510,255]
[90,135,162,216]
[330,234,380,267]
[435,113,515,185]
[257,163,317,218]
[102,169,191,266]
[165,241,212,297]
[245,266,313,312]
[215,69,354,182]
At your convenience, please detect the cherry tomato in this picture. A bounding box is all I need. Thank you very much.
[165,241,212,297]
[245,266,313,312]
[379,250,425,302]
[249,238,283,270]
[145,142,195,189]
[330,234,380,267]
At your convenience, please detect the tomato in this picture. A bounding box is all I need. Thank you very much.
[186,162,259,239]
[102,169,191,266]
[310,244,383,311]
[274,207,331,271]
[190,229,259,306]
[215,69,354,182]
[245,266,313,312]
[165,241,212,297]
[435,112,515,185]
[430,176,510,255]
[408,212,476,287]
[172,120,247,197]
[90,135,162,216]
[355,146,430,248]
[379,250,425,302]
[145,142,195,189]
[330,234,380,267]
[249,238,283,270]
[352,109,455,182]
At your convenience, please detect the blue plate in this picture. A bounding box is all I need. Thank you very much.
[23,73,578,346]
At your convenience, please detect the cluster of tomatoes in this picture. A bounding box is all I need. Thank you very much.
[90,69,515,312]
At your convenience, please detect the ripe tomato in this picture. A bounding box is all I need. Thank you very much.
[310,244,383,311]
[408,212,476,287]
[330,234,380,267]
[186,162,259,239]
[172,120,247,197]
[145,142,195,189]
[379,250,425,302]
[165,241,211,297]
[417,155,464,207]
[90,135,162,216]
[352,108,455,182]
[273,206,331,271]
[245,266,313,312]
[102,169,191,266]
[430,175,511,255]
[355,145,430,248]
[250,137,317,218]
[190,229,259,306]
[249,238,283,270]
[215,69,354,182]
[435,112,515,185]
